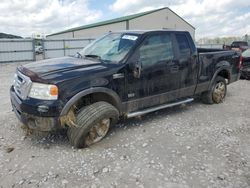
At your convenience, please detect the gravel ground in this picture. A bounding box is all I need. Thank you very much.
[0,62,250,188]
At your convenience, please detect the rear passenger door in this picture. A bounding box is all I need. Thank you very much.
[174,33,198,98]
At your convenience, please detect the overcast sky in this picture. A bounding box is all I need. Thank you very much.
[0,0,249,39]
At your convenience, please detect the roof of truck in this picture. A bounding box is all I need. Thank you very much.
[110,29,189,34]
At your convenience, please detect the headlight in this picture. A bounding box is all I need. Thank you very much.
[28,82,58,100]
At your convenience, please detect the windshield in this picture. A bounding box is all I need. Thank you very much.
[242,49,250,57]
[79,33,139,63]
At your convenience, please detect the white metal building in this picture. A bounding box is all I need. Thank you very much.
[47,7,195,39]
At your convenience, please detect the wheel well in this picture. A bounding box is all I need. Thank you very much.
[73,92,120,113]
[217,69,230,82]
[60,91,121,127]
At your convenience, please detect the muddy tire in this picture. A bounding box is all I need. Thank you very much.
[67,101,119,148]
[201,76,227,104]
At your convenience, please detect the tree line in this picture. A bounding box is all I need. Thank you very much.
[197,34,249,45]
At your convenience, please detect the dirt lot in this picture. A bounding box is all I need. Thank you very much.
[0,62,250,188]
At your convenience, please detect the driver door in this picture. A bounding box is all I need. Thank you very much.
[125,32,181,112]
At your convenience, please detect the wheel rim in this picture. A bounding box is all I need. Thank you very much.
[84,118,110,146]
[212,81,226,103]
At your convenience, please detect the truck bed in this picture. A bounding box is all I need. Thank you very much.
[197,48,226,53]
[196,48,240,91]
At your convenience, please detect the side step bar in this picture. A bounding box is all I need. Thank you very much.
[127,98,194,118]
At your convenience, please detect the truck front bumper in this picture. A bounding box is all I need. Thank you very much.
[10,87,61,132]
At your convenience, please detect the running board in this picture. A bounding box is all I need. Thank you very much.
[127,98,194,118]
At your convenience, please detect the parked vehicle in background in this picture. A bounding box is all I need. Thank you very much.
[241,48,250,79]
[35,46,43,54]
[10,30,241,148]
[230,41,249,52]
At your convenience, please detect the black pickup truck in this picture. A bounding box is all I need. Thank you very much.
[10,30,241,148]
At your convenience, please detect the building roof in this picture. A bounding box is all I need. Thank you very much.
[112,29,193,34]
[47,7,195,37]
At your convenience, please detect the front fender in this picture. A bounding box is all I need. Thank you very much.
[60,87,122,116]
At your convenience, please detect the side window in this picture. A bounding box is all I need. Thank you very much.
[176,34,191,55]
[139,34,174,68]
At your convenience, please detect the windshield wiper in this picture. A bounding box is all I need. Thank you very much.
[84,54,114,64]
[84,54,101,60]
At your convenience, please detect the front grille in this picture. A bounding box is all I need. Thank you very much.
[13,71,32,100]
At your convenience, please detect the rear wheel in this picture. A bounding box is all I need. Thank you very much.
[67,101,119,148]
[201,76,227,104]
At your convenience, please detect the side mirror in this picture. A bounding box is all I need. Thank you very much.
[133,61,141,78]
[128,51,141,78]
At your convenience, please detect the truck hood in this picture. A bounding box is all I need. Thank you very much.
[18,56,114,83]
[22,56,101,76]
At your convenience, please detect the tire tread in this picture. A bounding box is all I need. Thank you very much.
[67,101,119,148]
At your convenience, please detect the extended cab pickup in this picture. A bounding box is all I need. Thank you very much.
[10,30,241,148]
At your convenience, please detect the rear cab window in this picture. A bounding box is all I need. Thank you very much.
[232,42,248,47]
[175,33,191,56]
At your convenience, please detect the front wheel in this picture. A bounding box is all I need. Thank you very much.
[67,101,119,148]
[201,76,227,104]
